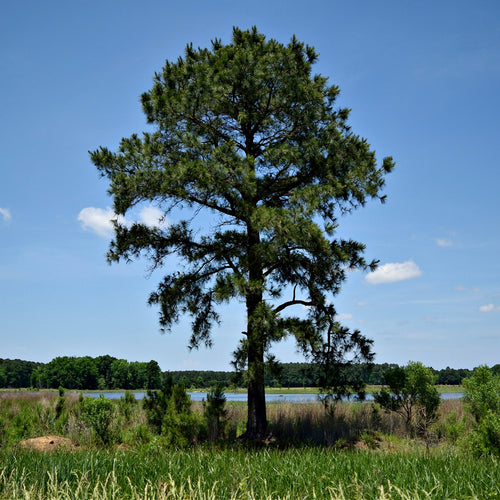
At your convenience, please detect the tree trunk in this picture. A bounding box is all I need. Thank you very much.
[243,225,268,440]
[245,319,267,439]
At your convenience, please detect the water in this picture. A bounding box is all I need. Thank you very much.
[81,391,464,402]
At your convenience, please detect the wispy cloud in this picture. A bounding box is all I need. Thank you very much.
[138,206,168,228]
[478,304,500,313]
[0,207,12,223]
[78,207,123,237]
[78,206,169,238]
[436,238,453,247]
[335,313,353,321]
[455,285,481,293]
[365,260,422,285]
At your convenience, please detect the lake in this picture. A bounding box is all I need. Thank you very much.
[82,391,464,402]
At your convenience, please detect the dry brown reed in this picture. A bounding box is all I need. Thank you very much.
[0,390,80,402]
[0,391,57,402]
[264,399,466,445]
[195,397,468,445]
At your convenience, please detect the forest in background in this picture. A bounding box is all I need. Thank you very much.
[1,356,497,390]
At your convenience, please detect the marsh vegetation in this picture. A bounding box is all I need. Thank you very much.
[0,366,499,499]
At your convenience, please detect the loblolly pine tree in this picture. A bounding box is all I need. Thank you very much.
[90,27,394,439]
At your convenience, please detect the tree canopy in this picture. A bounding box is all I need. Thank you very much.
[90,27,394,438]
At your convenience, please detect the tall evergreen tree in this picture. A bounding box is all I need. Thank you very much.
[91,27,394,438]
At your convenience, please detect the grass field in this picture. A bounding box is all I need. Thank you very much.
[1,446,499,499]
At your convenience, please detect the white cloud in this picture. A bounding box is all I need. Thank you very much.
[78,205,168,237]
[78,207,124,237]
[0,207,12,223]
[365,260,422,285]
[139,206,168,228]
[436,238,453,247]
[479,304,500,313]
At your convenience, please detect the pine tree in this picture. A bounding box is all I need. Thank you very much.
[91,27,394,439]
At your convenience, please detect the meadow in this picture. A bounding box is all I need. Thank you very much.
[0,390,498,499]
[1,445,499,499]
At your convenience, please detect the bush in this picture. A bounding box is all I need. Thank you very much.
[437,411,468,442]
[467,411,500,456]
[162,409,203,448]
[374,361,440,437]
[144,381,202,447]
[79,396,114,445]
[11,405,34,441]
[162,384,203,447]
[203,384,228,442]
[463,365,500,423]
[462,366,500,456]
[171,383,191,414]
[118,390,136,420]
[143,378,173,433]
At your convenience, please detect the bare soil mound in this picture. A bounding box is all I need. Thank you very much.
[19,435,77,452]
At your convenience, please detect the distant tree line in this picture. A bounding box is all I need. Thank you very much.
[0,357,498,390]
[0,358,44,388]
[168,362,500,388]
[168,371,236,389]
[0,356,162,390]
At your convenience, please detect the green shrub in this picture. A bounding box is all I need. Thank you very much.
[118,390,136,420]
[144,381,203,447]
[467,411,500,456]
[120,422,153,446]
[437,411,468,442]
[134,423,153,444]
[374,361,440,437]
[203,383,228,442]
[162,409,204,448]
[463,365,500,423]
[79,396,114,445]
[462,366,500,456]
[143,378,173,433]
[11,405,34,440]
[55,395,65,420]
[161,384,203,447]
[171,383,191,414]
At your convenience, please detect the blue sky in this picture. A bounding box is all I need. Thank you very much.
[1,1,498,371]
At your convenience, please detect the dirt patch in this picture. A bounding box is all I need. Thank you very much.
[19,435,77,452]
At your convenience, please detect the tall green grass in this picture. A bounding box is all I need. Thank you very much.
[0,446,498,499]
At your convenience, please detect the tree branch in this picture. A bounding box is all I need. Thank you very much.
[274,299,315,314]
